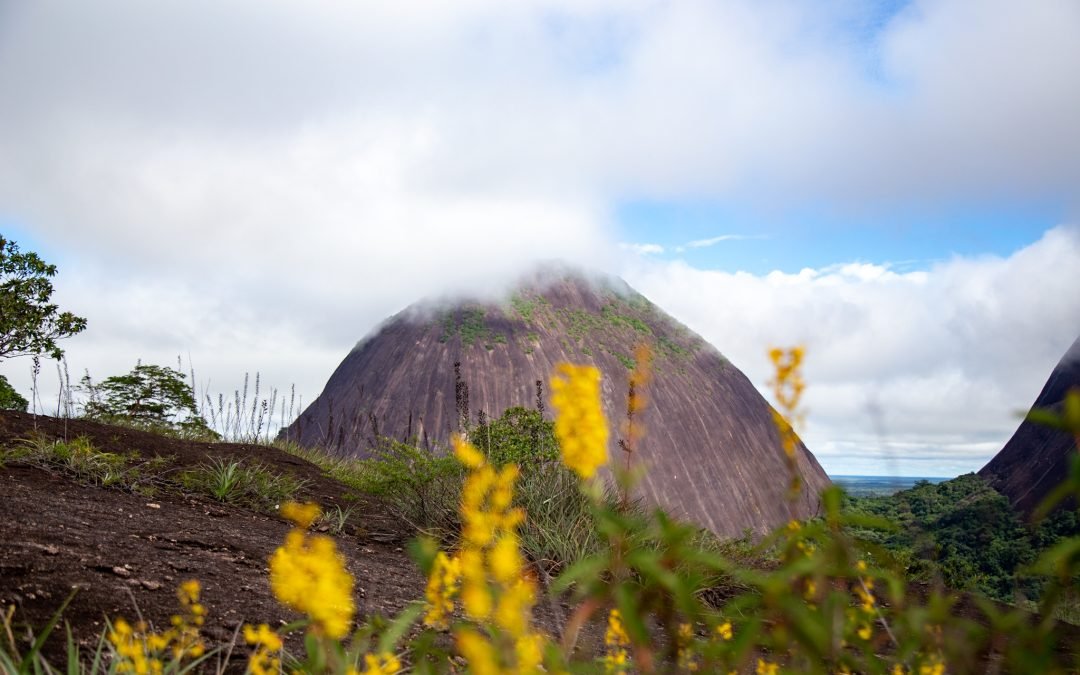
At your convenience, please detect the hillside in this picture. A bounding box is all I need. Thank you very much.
[284,269,830,537]
[0,411,433,664]
[979,334,1080,514]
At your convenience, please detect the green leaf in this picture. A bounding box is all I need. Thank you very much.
[614,584,650,645]
[1025,408,1066,431]
[1064,390,1080,432]
[1028,537,1080,579]
[18,588,76,672]
[377,601,424,654]
[550,554,610,595]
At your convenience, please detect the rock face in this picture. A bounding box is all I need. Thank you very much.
[285,270,830,536]
[979,335,1080,515]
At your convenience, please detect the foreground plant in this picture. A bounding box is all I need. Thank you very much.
[4,352,1078,673]
[108,580,208,673]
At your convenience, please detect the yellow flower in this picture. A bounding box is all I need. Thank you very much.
[453,435,486,469]
[357,652,401,675]
[605,609,630,647]
[280,501,322,529]
[461,578,493,620]
[756,658,780,675]
[857,624,873,640]
[109,581,206,672]
[269,526,355,639]
[918,657,945,675]
[178,580,200,604]
[244,623,282,675]
[515,632,545,674]
[442,432,544,673]
[423,551,461,629]
[551,363,609,480]
[489,534,524,584]
[768,346,806,469]
[456,628,501,675]
[494,578,535,636]
[603,609,631,673]
[716,621,733,641]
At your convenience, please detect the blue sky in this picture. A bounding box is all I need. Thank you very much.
[617,199,1066,274]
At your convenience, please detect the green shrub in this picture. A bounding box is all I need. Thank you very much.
[470,406,557,467]
[343,438,465,539]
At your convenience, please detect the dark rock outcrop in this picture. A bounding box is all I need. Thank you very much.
[979,335,1080,515]
[285,269,830,536]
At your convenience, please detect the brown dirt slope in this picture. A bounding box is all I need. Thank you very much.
[979,335,1080,515]
[284,269,830,538]
[0,411,421,666]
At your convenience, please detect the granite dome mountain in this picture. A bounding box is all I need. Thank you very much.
[285,270,830,536]
[980,334,1080,515]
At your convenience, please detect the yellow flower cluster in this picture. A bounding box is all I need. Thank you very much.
[849,559,877,643]
[420,436,546,673]
[348,651,401,675]
[768,346,806,461]
[423,551,462,629]
[550,363,609,480]
[676,622,699,672]
[269,501,356,639]
[603,609,630,673]
[619,344,654,467]
[918,657,945,675]
[715,621,733,641]
[243,623,283,675]
[108,580,206,674]
[756,658,780,675]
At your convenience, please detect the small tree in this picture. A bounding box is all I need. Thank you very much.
[0,373,28,411]
[82,363,217,439]
[0,236,87,360]
[471,406,557,467]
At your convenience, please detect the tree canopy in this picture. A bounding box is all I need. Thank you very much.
[82,363,216,439]
[0,374,28,411]
[0,236,87,360]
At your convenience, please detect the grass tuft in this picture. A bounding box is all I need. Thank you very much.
[180,457,307,512]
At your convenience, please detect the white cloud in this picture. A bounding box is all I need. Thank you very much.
[622,225,1080,476]
[681,234,769,252]
[620,242,665,255]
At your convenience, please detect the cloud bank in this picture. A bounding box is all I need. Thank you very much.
[623,226,1080,476]
[0,1,1077,475]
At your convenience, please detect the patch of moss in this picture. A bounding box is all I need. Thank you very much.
[438,312,456,343]
[509,292,550,323]
[559,308,603,341]
[601,303,652,335]
[614,351,636,370]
